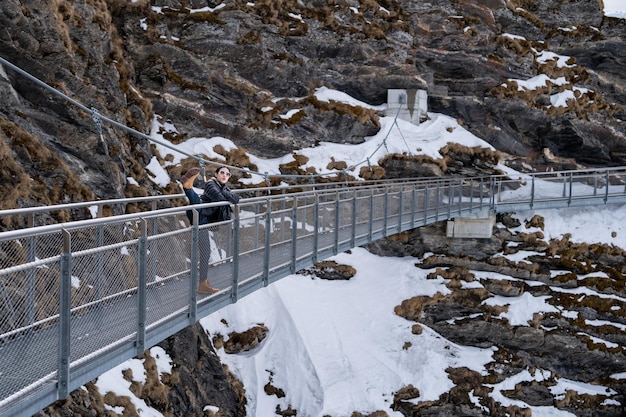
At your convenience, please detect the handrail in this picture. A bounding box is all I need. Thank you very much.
[0,175,452,229]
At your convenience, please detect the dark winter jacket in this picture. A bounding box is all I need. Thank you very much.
[199,178,240,223]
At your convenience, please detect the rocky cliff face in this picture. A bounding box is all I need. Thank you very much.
[1,0,625,416]
[1,0,625,215]
[364,214,626,416]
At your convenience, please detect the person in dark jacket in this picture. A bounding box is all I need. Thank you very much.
[180,165,240,294]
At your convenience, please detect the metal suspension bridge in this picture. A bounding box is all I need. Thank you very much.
[1,167,626,417]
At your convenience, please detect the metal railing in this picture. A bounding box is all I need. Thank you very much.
[0,176,440,230]
[1,168,626,417]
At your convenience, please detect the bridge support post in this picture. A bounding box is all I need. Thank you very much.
[351,192,356,248]
[263,201,271,287]
[333,195,339,255]
[423,184,429,225]
[368,189,374,241]
[398,188,404,234]
[291,203,297,273]
[383,189,389,237]
[58,229,71,400]
[435,183,440,221]
[410,186,416,228]
[231,207,241,302]
[312,194,319,264]
[136,219,147,356]
[188,210,199,323]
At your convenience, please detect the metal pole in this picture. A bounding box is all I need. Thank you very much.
[333,195,340,255]
[312,194,319,264]
[469,180,474,213]
[397,189,403,234]
[231,207,241,302]
[447,182,452,219]
[291,203,298,273]
[423,184,429,225]
[189,210,199,321]
[58,229,72,399]
[368,188,374,241]
[489,177,495,210]
[568,172,573,206]
[479,178,484,210]
[530,176,535,209]
[351,191,357,248]
[383,188,389,236]
[263,201,272,287]
[136,219,147,356]
[459,180,463,215]
[435,183,440,221]
[411,185,416,228]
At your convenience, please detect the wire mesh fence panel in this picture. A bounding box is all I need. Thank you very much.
[335,196,353,248]
[354,193,372,241]
[144,229,192,328]
[371,191,387,230]
[294,202,316,262]
[264,207,296,274]
[235,211,267,286]
[0,230,65,328]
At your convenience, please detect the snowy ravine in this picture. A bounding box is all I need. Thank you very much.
[199,205,625,417]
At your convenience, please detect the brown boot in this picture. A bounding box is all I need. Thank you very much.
[198,280,219,294]
[181,167,201,189]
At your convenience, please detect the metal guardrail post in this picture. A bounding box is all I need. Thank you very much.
[231,207,241,302]
[423,184,429,224]
[136,219,147,356]
[351,191,357,248]
[383,188,389,237]
[457,181,462,215]
[291,203,298,273]
[410,185,416,227]
[333,195,340,255]
[568,172,573,206]
[397,189,403,234]
[530,176,535,209]
[263,201,272,287]
[368,188,374,241]
[447,182,452,219]
[313,194,319,264]
[435,183,440,221]
[479,178,484,210]
[58,229,72,400]
[468,181,473,213]
[189,210,199,322]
